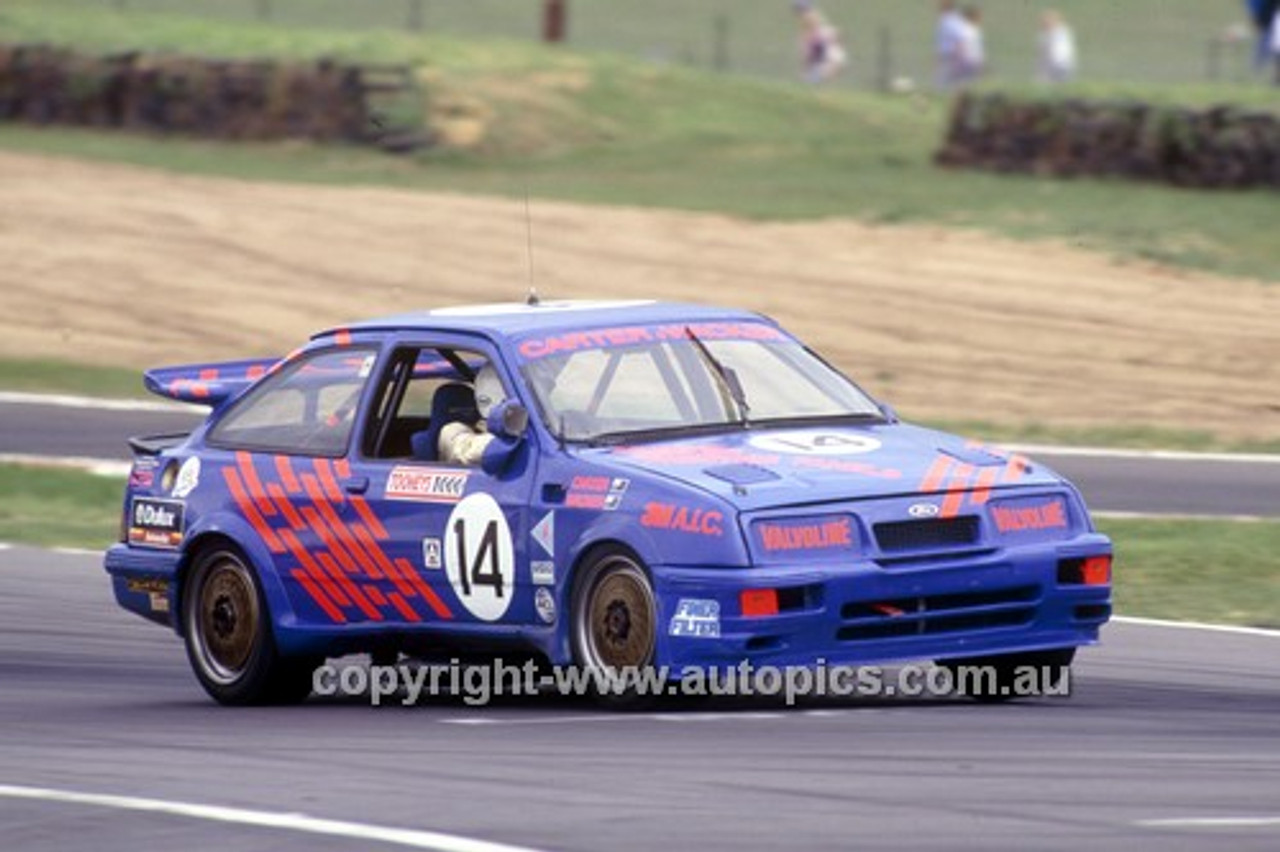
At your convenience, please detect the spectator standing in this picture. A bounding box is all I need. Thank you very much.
[1246,0,1279,70]
[935,0,968,90]
[793,2,848,84]
[1037,9,1077,83]
[1272,7,1280,83]
[955,5,986,83]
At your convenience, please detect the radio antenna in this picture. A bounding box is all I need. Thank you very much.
[524,192,540,306]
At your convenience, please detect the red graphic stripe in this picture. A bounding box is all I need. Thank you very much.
[1002,454,1031,484]
[969,468,1001,506]
[919,457,953,493]
[350,523,395,575]
[939,463,976,519]
[395,558,452,620]
[317,551,381,620]
[275,455,302,495]
[314,458,345,504]
[330,459,390,540]
[377,548,418,600]
[279,527,350,608]
[235,452,275,516]
[337,516,381,578]
[365,585,387,607]
[301,504,356,575]
[222,467,284,553]
[265,483,306,530]
[298,474,386,583]
[291,569,346,623]
[349,495,389,540]
[387,592,422,622]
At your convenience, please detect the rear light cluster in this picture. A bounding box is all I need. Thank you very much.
[1058,554,1112,586]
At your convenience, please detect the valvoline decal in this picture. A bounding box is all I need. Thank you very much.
[750,514,860,562]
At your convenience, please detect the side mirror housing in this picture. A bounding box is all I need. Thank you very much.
[487,400,529,439]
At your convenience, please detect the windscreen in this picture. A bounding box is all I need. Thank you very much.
[518,323,881,442]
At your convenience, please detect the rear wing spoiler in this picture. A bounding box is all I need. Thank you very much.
[143,357,280,408]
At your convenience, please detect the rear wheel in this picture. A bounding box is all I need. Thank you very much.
[936,647,1076,703]
[571,546,659,708]
[182,546,316,705]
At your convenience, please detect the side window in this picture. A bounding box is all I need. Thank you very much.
[363,346,501,461]
[208,348,376,456]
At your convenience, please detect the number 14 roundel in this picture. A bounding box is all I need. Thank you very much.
[444,493,516,622]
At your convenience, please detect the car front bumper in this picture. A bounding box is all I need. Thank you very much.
[652,534,1112,671]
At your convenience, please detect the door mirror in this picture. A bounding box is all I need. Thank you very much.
[488,400,529,439]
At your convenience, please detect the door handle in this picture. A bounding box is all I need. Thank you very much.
[342,476,370,495]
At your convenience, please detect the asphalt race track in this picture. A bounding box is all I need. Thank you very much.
[1,398,1278,517]
[1,547,1278,851]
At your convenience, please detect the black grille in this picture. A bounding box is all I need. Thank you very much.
[837,585,1039,643]
[873,516,980,552]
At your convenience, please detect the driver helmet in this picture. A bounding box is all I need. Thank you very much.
[474,363,504,420]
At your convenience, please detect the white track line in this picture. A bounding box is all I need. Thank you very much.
[1093,511,1273,523]
[0,453,130,477]
[0,784,549,852]
[1136,816,1280,829]
[1112,616,1280,639]
[0,391,192,413]
[1004,443,1280,464]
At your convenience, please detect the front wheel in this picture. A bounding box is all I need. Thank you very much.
[936,647,1076,703]
[182,546,316,706]
[570,546,659,708]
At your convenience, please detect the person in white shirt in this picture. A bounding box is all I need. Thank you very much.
[1038,9,1078,83]
[438,364,504,466]
[794,2,848,84]
[935,0,968,90]
[955,5,986,83]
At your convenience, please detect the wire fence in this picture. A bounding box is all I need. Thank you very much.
[59,0,1277,89]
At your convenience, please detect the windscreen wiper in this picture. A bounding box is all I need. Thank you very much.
[685,327,750,426]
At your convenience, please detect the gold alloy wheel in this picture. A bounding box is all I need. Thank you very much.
[188,557,261,685]
[577,556,656,671]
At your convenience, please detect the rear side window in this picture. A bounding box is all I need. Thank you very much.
[208,348,376,456]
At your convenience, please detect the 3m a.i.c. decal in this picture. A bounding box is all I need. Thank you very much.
[640,501,724,536]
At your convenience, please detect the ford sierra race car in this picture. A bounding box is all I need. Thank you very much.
[104,300,1112,705]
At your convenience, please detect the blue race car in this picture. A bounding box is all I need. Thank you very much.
[105,300,1112,705]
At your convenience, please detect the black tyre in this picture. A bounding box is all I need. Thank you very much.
[570,546,659,708]
[182,545,316,706]
[936,647,1076,703]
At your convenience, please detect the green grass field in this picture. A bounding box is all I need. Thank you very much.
[1,3,1277,282]
[0,461,1274,627]
[0,464,124,548]
[23,0,1270,88]
[0,358,147,399]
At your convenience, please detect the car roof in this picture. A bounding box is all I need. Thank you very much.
[317,300,774,341]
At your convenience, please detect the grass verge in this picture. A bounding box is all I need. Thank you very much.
[0,4,1277,281]
[0,461,1275,628]
[925,419,1280,456]
[0,464,123,549]
[0,358,146,400]
[1100,517,1280,630]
